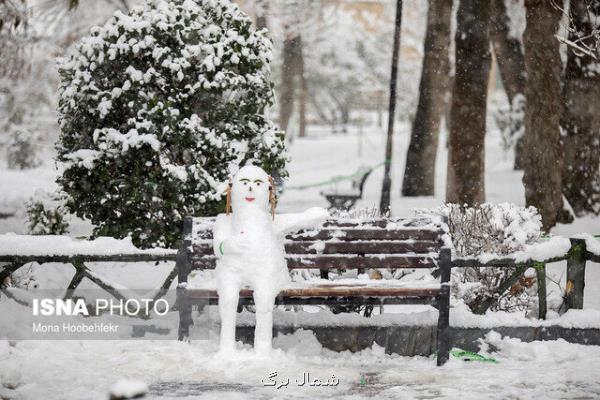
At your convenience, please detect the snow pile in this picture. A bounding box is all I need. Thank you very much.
[481,331,593,367]
[0,234,176,256]
[273,329,323,356]
[109,379,147,399]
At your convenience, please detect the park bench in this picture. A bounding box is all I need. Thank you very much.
[320,166,373,210]
[175,215,453,365]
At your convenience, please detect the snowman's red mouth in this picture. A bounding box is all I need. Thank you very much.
[245,197,255,202]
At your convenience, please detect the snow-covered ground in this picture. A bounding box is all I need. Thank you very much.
[2,330,600,399]
[1,107,599,399]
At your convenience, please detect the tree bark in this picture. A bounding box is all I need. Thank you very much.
[561,0,600,216]
[379,0,403,215]
[255,0,268,30]
[298,42,307,138]
[489,0,527,170]
[279,33,303,135]
[402,0,452,197]
[490,0,527,104]
[446,0,491,205]
[522,0,565,230]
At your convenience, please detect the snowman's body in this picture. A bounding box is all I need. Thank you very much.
[213,166,328,355]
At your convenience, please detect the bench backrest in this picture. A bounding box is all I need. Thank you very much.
[180,216,447,272]
[353,167,373,193]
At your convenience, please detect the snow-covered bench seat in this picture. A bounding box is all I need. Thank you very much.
[184,279,443,305]
[175,216,452,365]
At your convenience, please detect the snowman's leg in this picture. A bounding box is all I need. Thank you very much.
[253,286,276,355]
[217,271,241,352]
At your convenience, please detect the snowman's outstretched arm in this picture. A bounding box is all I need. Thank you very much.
[213,214,232,258]
[274,207,330,235]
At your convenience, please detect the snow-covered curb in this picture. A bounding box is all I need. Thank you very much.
[224,306,600,329]
[450,303,600,329]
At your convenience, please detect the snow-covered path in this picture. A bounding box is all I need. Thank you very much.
[1,330,600,399]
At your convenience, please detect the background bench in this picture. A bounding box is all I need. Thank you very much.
[320,166,373,210]
[175,215,452,365]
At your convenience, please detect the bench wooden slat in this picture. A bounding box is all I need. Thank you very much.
[184,286,441,299]
[320,219,438,228]
[190,255,437,270]
[191,217,442,229]
[291,228,444,242]
[192,240,439,255]
[193,228,443,242]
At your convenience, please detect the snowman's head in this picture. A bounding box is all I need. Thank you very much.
[228,165,275,217]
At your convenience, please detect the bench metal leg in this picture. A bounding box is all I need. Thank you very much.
[177,287,193,341]
[565,238,587,311]
[436,248,451,366]
[177,217,194,341]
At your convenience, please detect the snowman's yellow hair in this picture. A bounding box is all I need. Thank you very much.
[269,175,276,220]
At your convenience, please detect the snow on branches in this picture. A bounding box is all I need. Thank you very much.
[56,0,287,248]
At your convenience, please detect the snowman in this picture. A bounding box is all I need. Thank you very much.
[213,165,329,355]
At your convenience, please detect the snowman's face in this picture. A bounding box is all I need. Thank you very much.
[230,165,271,213]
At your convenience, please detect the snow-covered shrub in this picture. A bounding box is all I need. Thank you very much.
[6,129,40,170]
[444,202,541,256]
[56,0,287,248]
[5,264,39,290]
[425,203,542,313]
[495,94,525,152]
[26,191,70,235]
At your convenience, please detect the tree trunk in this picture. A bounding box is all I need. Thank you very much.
[379,0,403,215]
[446,0,491,205]
[561,0,600,216]
[490,0,526,103]
[489,0,527,170]
[279,34,303,135]
[402,0,452,197]
[522,0,565,230]
[298,43,307,138]
[255,0,268,30]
